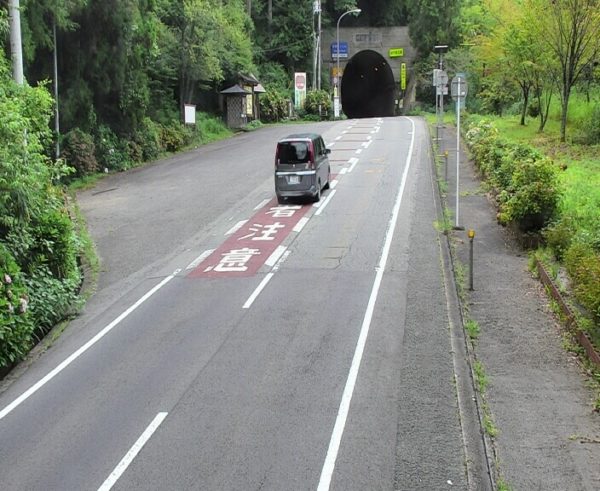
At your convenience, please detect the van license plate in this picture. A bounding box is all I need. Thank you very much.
[288,175,300,184]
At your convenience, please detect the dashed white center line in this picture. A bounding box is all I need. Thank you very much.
[243,273,274,309]
[315,189,336,216]
[330,180,339,189]
[355,148,363,155]
[339,168,348,175]
[225,220,248,236]
[98,412,168,491]
[328,142,336,148]
[293,217,310,233]
[348,158,359,172]
[265,245,287,267]
[186,249,215,270]
[254,198,270,210]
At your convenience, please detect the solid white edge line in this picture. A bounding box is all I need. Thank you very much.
[293,217,310,233]
[98,412,168,491]
[315,189,337,216]
[265,245,287,267]
[317,117,415,491]
[225,219,248,236]
[254,198,270,211]
[0,272,179,422]
[185,249,215,270]
[330,180,339,189]
[243,273,274,309]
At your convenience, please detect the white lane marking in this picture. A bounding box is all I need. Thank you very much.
[225,220,248,236]
[335,136,342,141]
[348,158,359,173]
[272,250,291,271]
[355,148,363,155]
[327,142,336,148]
[265,245,287,267]
[98,412,168,491]
[361,140,373,149]
[186,249,215,270]
[293,217,310,233]
[330,180,339,189]
[243,273,274,309]
[314,190,337,216]
[342,130,348,134]
[0,272,179,422]
[317,117,416,490]
[339,168,348,175]
[254,198,270,211]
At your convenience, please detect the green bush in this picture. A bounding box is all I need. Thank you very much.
[159,122,192,152]
[133,117,161,162]
[564,243,600,322]
[465,120,561,231]
[575,104,600,145]
[95,125,132,172]
[260,87,289,122]
[62,129,98,177]
[0,243,34,368]
[498,156,560,230]
[23,266,79,333]
[304,90,332,117]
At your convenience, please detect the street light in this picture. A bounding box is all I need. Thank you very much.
[334,8,361,118]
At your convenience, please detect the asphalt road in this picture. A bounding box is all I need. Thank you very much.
[0,117,488,490]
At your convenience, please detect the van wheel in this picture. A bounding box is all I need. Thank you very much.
[313,181,321,202]
[323,166,331,190]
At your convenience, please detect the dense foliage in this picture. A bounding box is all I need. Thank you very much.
[0,37,81,368]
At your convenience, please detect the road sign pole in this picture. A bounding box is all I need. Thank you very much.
[455,77,461,228]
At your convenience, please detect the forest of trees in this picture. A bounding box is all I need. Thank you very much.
[1,0,599,370]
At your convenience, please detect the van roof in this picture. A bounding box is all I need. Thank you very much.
[278,133,321,142]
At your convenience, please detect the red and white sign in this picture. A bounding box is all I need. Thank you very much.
[188,200,310,278]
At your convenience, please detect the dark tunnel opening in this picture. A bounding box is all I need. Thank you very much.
[341,49,396,119]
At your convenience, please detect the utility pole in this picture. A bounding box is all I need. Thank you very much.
[9,0,24,85]
[53,17,60,159]
[317,0,321,90]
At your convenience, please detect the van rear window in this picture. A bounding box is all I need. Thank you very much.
[278,142,309,164]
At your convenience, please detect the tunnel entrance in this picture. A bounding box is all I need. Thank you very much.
[341,50,396,119]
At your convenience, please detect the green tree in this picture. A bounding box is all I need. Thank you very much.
[407,0,461,56]
[525,0,600,142]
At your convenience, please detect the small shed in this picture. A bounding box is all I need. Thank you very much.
[220,84,251,129]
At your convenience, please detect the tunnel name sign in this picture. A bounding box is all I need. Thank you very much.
[388,48,404,58]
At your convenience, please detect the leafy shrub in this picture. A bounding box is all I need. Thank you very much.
[498,156,560,230]
[465,119,561,231]
[260,87,289,122]
[23,266,79,334]
[564,243,600,321]
[304,90,332,117]
[62,128,98,177]
[544,216,577,260]
[159,122,192,152]
[0,243,34,368]
[133,117,161,162]
[575,104,600,145]
[94,125,132,172]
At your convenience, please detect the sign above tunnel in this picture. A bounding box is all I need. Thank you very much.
[331,41,349,59]
[388,48,404,58]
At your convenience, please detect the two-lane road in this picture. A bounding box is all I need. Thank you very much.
[0,117,488,490]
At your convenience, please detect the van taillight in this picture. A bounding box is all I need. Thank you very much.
[308,141,315,169]
[275,145,279,168]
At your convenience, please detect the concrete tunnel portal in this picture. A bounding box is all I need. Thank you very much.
[341,49,396,119]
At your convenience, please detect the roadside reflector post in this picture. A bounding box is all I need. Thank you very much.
[468,229,475,291]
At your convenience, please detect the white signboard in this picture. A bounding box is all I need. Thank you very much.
[184,104,196,125]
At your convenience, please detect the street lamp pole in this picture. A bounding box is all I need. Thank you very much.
[334,8,361,118]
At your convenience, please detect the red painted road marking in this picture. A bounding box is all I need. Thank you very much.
[188,199,311,278]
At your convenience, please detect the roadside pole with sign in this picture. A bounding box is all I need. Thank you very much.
[294,72,307,109]
[451,73,468,229]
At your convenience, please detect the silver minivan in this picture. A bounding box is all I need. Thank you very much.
[274,133,331,203]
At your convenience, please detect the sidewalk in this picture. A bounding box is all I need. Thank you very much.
[438,123,600,490]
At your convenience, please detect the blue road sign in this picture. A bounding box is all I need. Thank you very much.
[331,41,349,59]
